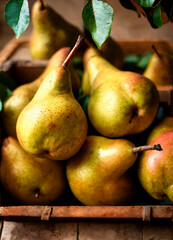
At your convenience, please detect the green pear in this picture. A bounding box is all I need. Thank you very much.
[17,36,88,160]
[81,71,91,96]
[1,47,80,138]
[147,116,173,144]
[30,0,81,59]
[81,38,124,96]
[66,135,138,206]
[84,47,159,138]
[0,137,67,205]
[143,48,173,86]
[138,131,173,202]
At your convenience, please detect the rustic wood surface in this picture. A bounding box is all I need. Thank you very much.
[0,220,172,240]
[0,221,77,240]
[0,206,173,221]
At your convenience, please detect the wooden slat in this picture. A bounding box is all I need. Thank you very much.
[152,206,173,219]
[1,38,173,64]
[0,38,29,66]
[0,206,172,221]
[117,39,173,56]
[143,222,173,240]
[78,222,143,240]
[158,85,173,106]
[0,221,77,240]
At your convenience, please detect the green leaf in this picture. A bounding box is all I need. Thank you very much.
[0,83,12,104]
[5,0,30,39]
[78,95,90,116]
[124,55,140,66]
[82,0,114,49]
[135,0,156,7]
[137,52,153,69]
[0,101,2,112]
[0,70,17,90]
[123,52,153,72]
[152,3,163,27]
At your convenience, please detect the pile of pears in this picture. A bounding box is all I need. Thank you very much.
[0,0,173,207]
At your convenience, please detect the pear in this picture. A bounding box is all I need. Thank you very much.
[84,47,159,138]
[30,0,81,59]
[147,116,173,144]
[66,136,137,206]
[66,135,161,206]
[81,37,124,96]
[138,131,173,203]
[1,47,80,138]
[81,71,91,96]
[143,46,173,86]
[0,137,67,205]
[17,36,88,161]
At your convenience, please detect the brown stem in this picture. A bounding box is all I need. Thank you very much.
[152,45,162,59]
[136,11,141,18]
[35,189,40,198]
[62,35,85,68]
[39,0,45,10]
[132,144,163,153]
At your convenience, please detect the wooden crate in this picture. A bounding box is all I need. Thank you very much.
[0,38,172,224]
[0,37,172,113]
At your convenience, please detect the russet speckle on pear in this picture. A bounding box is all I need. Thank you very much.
[83,47,159,138]
[66,135,137,206]
[1,47,80,138]
[16,65,88,161]
[0,137,67,205]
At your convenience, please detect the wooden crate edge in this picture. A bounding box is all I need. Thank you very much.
[0,205,172,221]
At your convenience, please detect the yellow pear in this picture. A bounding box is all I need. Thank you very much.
[0,137,67,205]
[81,37,124,96]
[16,36,88,160]
[30,0,81,59]
[84,47,159,138]
[1,47,80,138]
[66,135,137,206]
[143,47,173,86]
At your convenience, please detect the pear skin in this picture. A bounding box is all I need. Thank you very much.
[84,47,159,138]
[16,65,88,160]
[0,137,67,205]
[143,50,173,86]
[66,136,137,206]
[1,47,80,138]
[147,117,173,144]
[30,0,81,59]
[81,71,91,96]
[138,131,173,202]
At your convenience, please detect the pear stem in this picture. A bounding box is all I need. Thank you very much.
[62,35,85,68]
[136,11,141,18]
[39,0,45,10]
[132,144,163,153]
[152,45,162,59]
